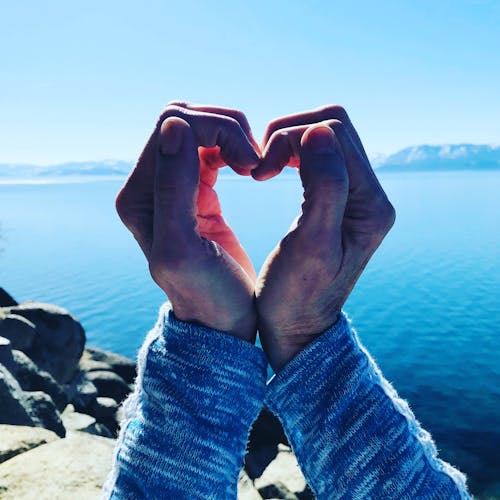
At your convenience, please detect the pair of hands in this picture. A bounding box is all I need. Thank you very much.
[116,102,395,372]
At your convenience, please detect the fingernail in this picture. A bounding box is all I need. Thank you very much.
[159,118,184,155]
[304,126,336,154]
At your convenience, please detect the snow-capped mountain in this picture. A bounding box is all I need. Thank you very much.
[375,144,500,171]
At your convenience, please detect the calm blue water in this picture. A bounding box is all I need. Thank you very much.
[0,171,499,497]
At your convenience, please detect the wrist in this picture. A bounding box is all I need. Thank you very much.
[172,303,257,344]
[259,312,341,372]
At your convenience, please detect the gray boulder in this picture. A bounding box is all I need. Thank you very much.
[0,314,36,351]
[238,470,263,499]
[22,391,66,437]
[0,424,59,463]
[0,336,15,373]
[12,350,68,411]
[0,364,65,437]
[0,288,17,307]
[66,369,99,412]
[0,431,116,499]
[4,302,85,383]
[61,405,113,438]
[254,444,311,500]
[86,370,131,404]
[85,346,136,384]
[0,364,34,427]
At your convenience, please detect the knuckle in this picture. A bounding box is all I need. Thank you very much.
[265,118,283,138]
[157,104,185,125]
[222,115,241,131]
[231,110,248,128]
[320,104,348,122]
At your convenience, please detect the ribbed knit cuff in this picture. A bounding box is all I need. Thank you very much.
[266,313,469,500]
[104,302,267,499]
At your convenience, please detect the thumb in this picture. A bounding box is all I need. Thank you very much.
[299,125,349,229]
[152,117,200,262]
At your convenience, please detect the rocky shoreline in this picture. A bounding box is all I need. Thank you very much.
[0,287,313,499]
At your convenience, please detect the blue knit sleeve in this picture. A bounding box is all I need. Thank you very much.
[102,302,267,500]
[265,313,471,500]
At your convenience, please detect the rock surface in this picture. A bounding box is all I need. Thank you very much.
[0,431,115,499]
[0,364,37,427]
[12,349,68,411]
[84,346,137,385]
[0,288,17,307]
[254,444,313,500]
[0,290,310,498]
[0,314,36,351]
[86,370,130,404]
[0,425,59,463]
[0,363,65,437]
[3,302,85,384]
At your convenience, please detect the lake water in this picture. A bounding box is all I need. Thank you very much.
[0,170,499,497]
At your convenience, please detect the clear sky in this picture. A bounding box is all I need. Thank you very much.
[1,0,499,164]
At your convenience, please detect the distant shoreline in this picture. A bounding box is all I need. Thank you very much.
[1,168,500,186]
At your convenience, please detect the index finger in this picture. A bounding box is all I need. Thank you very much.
[262,104,369,164]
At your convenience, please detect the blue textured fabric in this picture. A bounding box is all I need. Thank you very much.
[266,313,470,499]
[102,303,268,499]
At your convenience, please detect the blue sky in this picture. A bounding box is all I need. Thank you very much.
[1,0,498,164]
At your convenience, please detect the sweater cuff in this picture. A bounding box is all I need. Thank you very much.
[149,302,268,425]
[104,302,267,499]
[265,313,351,418]
[265,312,469,499]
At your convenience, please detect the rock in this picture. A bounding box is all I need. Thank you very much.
[0,424,59,463]
[3,302,85,384]
[245,445,280,481]
[0,431,115,499]
[0,364,65,437]
[91,397,118,421]
[85,346,136,385]
[249,407,288,448]
[254,444,310,500]
[22,391,66,437]
[0,364,34,428]
[0,314,36,351]
[78,351,112,373]
[61,405,113,438]
[0,288,17,307]
[0,336,15,372]
[238,469,263,499]
[246,407,288,480]
[66,370,99,412]
[257,482,299,499]
[86,370,130,404]
[11,350,68,411]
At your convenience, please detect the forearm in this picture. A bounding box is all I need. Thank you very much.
[266,314,470,499]
[103,302,267,499]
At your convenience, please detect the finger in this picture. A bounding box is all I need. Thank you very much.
[263,104,369,163]
[151,117,201,265]
[298,125,349,231]
[168,101,259,152]
[116,104,260,249]
[251,125,301,181]
[254,118,381,196]
[121,104,259,215]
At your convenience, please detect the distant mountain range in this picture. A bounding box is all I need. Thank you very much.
[0,160,133,179]
[374,144,500,172]
[0,144,499,179]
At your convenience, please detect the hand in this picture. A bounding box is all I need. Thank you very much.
[116,103,260,342]
[252,106,396,371]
